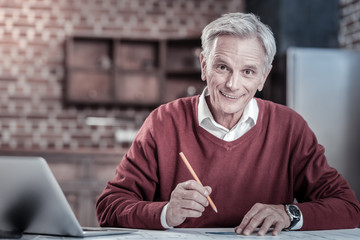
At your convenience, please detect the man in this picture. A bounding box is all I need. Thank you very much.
[96,13,360,236]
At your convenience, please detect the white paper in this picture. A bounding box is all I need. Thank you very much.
[115,228,360,240]
[22,228,360,240]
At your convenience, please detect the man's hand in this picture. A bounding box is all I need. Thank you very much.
[234,203,291,236]
[166,180,211,227]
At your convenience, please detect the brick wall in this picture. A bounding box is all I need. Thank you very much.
[0,0,244,152]
[1,0,358,156]
[339,0,360,50]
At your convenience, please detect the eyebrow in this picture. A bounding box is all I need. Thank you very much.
[243,64,259,71]
[212,56,229,65]
[212,56,261,72]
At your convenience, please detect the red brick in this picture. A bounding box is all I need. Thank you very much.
[0,0,245,152]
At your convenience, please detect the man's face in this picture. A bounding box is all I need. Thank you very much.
[200,35,271,126]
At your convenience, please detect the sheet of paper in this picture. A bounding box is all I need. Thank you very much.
[112,228,360,240]
[21,228,360,240]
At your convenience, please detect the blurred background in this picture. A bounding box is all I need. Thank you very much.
[0,0,359,227]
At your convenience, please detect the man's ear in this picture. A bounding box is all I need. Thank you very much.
[258,65,272,91]
[200,53,207,81]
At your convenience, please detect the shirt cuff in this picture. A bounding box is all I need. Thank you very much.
[160,203,173,229]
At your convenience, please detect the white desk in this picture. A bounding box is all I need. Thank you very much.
[20,228,360,240]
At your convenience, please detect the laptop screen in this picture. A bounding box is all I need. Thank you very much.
[0,156,84,237]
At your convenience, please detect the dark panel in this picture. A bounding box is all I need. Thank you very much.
[245,0,339,104]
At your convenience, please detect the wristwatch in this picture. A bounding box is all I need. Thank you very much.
[284,204,301,230]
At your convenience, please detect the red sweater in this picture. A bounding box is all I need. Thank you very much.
[96,96,360,230]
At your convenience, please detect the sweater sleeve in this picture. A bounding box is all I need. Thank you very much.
[291,119,360,230]
[95,114,167,229]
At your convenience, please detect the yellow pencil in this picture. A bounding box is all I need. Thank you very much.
[179,152,218,213]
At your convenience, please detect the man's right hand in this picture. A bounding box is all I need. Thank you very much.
[165,180,212,227]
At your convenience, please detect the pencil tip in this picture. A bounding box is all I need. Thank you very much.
[214,208,218,213]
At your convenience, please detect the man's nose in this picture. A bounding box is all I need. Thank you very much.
[225,72,241,90]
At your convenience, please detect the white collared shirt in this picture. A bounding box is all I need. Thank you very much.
[198,87,258,141]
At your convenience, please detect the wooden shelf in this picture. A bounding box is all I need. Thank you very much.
[65,36,203,107]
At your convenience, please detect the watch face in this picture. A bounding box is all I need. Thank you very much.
[289,205,300,217]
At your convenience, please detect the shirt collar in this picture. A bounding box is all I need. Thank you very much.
[198,87,259,129]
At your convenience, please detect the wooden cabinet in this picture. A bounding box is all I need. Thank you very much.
[165,39,205,102]
[115,40,163,105]
[65,36,205,107]
[66,38,114,103]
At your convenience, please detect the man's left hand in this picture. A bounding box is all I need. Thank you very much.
[234,203,290,236]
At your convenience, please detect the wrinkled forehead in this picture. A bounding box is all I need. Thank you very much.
[213,35,268,68]
[210,35,266,60]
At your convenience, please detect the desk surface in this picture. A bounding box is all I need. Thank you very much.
[20,228,360,240]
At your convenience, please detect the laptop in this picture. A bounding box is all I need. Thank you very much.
[0,156,135,238]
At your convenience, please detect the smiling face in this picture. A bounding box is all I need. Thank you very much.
[200,35,272,129]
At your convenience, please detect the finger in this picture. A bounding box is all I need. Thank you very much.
[272,220,286,236]
[235,203,262,235]
[168,201,204,218]
[182,180,210,196]
[171,187,208,207]
[243,214,265,236]
[257,215,275,236]
[243,205,287,236]
[168,197,204,213]
[176,180,212,208]
[247,206,283,236]
[180,199,206,213]
[204,186,212,196]
[176,207,203,218]
[169,183,210,218]
[166,201,203,227]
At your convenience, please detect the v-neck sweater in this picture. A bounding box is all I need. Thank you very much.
[96,96,360,230]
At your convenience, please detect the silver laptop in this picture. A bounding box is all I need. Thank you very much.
[0,156,134,238]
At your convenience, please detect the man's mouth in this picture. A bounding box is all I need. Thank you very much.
[220,90,240,99]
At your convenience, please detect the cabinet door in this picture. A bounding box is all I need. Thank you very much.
[166,39,201,73]
[164,78,205,103]
[115,40,161,106]
[66,38,113,104]
[67,70,112,103]
[115,72,161,105]
[71,39,113,70]
[164,39,203,103]
[116,41,158,71]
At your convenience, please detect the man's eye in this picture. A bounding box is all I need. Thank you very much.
[218,65,228,71]
[244,69,254,75]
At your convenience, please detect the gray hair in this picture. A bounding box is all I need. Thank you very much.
[201,12,276,72]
